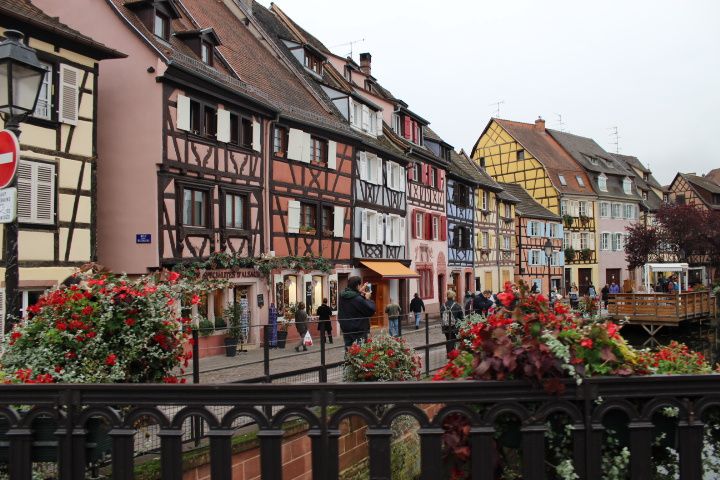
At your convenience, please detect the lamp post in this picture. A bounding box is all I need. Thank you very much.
[543,237,553,297]
[0,30,46,331]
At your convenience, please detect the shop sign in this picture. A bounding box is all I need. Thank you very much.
[201,269,263,280]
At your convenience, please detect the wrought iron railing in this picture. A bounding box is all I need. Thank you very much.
[0,375,718,479]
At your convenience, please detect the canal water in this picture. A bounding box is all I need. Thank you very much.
[620,319,720,364]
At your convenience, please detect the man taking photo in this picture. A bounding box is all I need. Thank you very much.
[338,276,376,349]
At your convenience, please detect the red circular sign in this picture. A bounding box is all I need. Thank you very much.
[0,130,19,190]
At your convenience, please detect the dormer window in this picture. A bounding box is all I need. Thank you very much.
[304,52,323,75]
[576,176,585,187]
[391,114,401,135]
[154,11,169,40]
[201,41,212,65]
[344,65,351,81]
[558,175,567,186]
[598,174,608,192]
[623,178,632,194]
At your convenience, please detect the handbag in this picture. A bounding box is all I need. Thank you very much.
[303,331,313,347]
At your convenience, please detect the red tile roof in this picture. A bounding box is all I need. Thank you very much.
[493,118,595,196]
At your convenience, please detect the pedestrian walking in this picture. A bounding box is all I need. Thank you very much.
[293,302,309,352]
[338,276,376,349]
[316,298,333,344]
[569,283,580,310]
[464,291,475,315]
[588,283,597,299]
[440,290,464,354]
[409,293,425,329]
[385,299,401,337]
[601,284,610,309]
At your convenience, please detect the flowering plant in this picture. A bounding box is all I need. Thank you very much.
[433,281,645,393]
[578,295,600,317]
[0,269,193,383]
[344,334,421,382]
[637,341,712,375]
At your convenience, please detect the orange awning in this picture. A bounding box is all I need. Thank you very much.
[360,261,419,279]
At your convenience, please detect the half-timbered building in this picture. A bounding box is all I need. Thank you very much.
[249,1,414,326]
[500,183,563,293]
[472,117,599,294]
[613,154,666,225]
[40,0,282,342]
[549,130,643,290]
[447,151,479,298]
[0,0,124,326]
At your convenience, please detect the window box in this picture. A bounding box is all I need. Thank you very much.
[578,214,590,226]
[580,248,593,261]
[299,226,316,235]
[562,215,574,228]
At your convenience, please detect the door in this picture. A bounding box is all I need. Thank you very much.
[233,286,252,343]
[437,274,446,305]
[578,268,593,296]
[465,272,473,294]
[365,275,386,328]
[564,268,572,295]
[484,272,493,292]
[606,268,621,287]
[399,279,409,320]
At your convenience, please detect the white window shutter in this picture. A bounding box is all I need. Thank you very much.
[287,128,304,161]
[287,200,301,234]
[376,213,384,245]
[572,233,581,250]
[385,214,392,245]
[333,206,344,238]
[376,157,383,185]
[349,100,355,125]
[17,161,33,221]
[588,233,596,250]
[361,105,370,131]
[59,64,79,125]
[359,151,368,181]
[586,202,594,217]
[399,217,406,245]
[386,162,392,189]
[301,132,312,163]
[556,224,563,239]
[252,120,261,151]
[327,140,337,169]
[176,94,190,131]
[216,109,230,143]
[526,221,532,237]
[35,163,55,224]
[376,111,383,135]
[399,165,406,192]
[538,222,546,237]
[361,209,369,243]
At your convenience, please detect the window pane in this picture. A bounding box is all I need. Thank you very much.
[154,14,165,38]
[183,189,192,225]
[33,63,52,119]
[225,195,232,226]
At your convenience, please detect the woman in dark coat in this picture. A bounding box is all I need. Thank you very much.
[316,298,333,344]
[294,303,309,352]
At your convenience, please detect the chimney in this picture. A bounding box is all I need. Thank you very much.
[359,52,372,75]
[534,116,545,131]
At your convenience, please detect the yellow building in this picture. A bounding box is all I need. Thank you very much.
[0,2,123,324]
[471,118,599,294]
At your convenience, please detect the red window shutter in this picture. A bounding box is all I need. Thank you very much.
[411,209,417,238]
[424,212,432,239]
[422,164,430,184]
[438,170,445,190]
[407,164,414,182]
[404,116,412,140]
[440,216,447,241]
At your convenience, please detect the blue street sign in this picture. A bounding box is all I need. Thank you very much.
[136,234,152,244]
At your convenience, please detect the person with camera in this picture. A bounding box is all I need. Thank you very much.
[338,276,376,349]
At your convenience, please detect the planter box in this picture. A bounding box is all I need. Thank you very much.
[183,333,227,359]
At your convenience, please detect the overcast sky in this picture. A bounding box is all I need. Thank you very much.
[260,0,720,185]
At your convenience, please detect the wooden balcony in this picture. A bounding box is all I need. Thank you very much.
[607,292,716,333]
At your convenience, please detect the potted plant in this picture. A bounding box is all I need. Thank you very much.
[580,248,593,261]
[198,317,214,337]
[276,317,289,348]
[562,214,574,228]
[579,214,590,226]
[299,225,317,235]
[564,247,575,264]
[222,302,243,357]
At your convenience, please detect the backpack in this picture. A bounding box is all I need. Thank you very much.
[442,302,457,329]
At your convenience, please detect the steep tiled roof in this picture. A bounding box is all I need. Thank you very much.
[500,183,560,220]
[548,129,641,202]
[449,150,496,189]
[705,168,720,186]
[1,0,125,59]
[682,174,720,195]
[612,153,665,191]
[423,126,444,144]
[492,119,595,196]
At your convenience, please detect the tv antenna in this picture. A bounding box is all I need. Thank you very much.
[554,113,566,131]
[330,38,365,58]
[489,100,505,117]
[609,126,620,154]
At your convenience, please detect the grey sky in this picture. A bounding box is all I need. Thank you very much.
[259,0,720,185]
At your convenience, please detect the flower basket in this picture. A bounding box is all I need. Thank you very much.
[562,215,574,228]
[344,334,421,382]
[580,248,593,261]
[564,248,576,264]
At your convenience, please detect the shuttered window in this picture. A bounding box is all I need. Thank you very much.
[33,62,52,120]
[18,160,55,225]
[287,200,301,234]
[59,64,79,125]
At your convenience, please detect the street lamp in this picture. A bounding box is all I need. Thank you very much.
[543,237,553,297]
[0,30,45,331]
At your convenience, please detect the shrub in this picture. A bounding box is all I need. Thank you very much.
[344,334,421,382]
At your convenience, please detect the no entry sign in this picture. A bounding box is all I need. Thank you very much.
[0,130,19,190]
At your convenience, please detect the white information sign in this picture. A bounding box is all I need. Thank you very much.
[0,188,17,224]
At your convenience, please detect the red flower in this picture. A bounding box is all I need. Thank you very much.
[124,318,136,327]
[56,322,67,331]
[81,305,94,316]
[27,304,41,314]
[497,291,515,308]
[167,271,181,283]
[105,353,117,366]
[447,349,460,360]
[65,351,77,359]
[606,322,620,338]
[85,331,96,339]
[191,295,201,305]
[580,338,594,349]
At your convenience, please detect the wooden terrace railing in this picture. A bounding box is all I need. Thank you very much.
[607,291,715,326]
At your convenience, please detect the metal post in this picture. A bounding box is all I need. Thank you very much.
[424,312,430,377]
[319,329,327,383]
[263,324,271,382]
[192,328,200,384]
[397,313,402,338]
[3,120,20,333]
[547,253,552,298]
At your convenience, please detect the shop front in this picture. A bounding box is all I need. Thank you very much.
[354,261,419,329]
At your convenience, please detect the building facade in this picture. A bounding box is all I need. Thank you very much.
[446,151,476,298]
[472,118,599,294]
[0,1,123,327]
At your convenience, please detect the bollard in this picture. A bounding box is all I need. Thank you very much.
[192,328,200,384]
[263,324,270,383]
[424,312,430,377]
[320,331,327,383]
